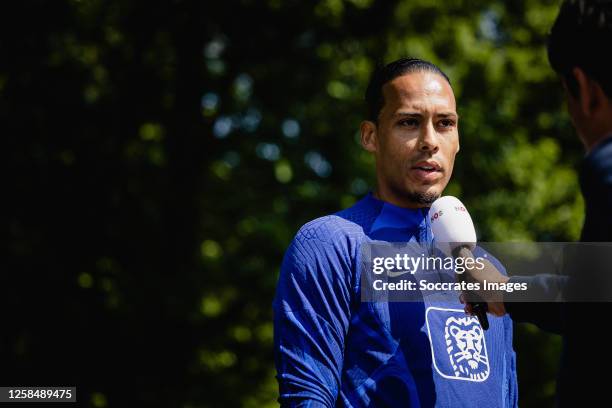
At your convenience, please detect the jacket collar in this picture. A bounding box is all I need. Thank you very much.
[367,193,429,234]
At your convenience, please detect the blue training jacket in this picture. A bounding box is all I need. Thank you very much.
[273,193,518,407]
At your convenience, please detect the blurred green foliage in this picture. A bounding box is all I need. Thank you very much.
[3,0,580,407]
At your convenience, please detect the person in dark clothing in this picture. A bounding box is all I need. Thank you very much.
[462,0,612,406]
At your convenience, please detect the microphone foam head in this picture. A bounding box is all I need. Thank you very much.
[428,196,477,255]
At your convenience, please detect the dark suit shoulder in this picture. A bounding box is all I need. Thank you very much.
[580,134,612,241]
[582,135,612,179]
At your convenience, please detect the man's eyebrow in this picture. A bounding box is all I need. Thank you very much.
[437,112,459,119]
[393,111,459,118]
[393,112,424,118]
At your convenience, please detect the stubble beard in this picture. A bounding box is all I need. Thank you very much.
[391,183,440,206]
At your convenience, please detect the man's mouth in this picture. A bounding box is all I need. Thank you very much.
[412,161,442,171]
[411,161,442,181]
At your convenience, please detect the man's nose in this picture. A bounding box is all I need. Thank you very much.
[418,121,439,153]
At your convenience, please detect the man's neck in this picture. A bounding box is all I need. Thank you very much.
[373,187,429,210]
[584,129,612,154]
[581,107,612,154]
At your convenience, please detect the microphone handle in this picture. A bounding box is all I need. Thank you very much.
[471,302,489,330]
[451,246,490,330]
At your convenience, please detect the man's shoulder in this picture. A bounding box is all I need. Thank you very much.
[294,214,367,246]
[280,215,365,286]
[292,195,380,246]
[584,135,612,178]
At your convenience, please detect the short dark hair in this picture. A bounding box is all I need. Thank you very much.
[365,57,451,122]
[547,0,612,98]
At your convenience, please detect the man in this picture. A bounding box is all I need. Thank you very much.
[273,58,518,407]
[462,0,612,406]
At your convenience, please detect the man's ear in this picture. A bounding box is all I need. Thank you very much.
[572,67,604,117]
[360,120,378,153]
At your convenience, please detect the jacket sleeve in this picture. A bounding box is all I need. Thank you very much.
[273,219,354,407]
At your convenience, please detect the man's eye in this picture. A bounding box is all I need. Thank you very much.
[439,119,455,128]
[399,119,419,127]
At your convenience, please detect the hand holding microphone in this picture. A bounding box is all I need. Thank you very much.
[428,196,507,329]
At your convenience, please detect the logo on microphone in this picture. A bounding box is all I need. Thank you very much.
[425,307,490,382]
[429,206,467,223]
[430,209,443,223]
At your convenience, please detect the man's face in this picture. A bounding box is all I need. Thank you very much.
[361,71,460,208]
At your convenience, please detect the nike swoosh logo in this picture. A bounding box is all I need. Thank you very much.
[387,270,411,277]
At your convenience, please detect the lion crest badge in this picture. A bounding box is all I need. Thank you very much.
[425,307,490,382]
